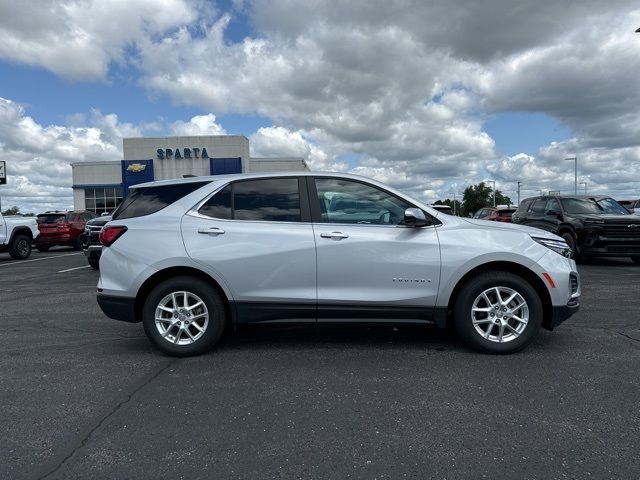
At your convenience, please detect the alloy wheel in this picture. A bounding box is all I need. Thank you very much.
[154,291,209,345]
[471,286,529,343]
[17,239,30,257]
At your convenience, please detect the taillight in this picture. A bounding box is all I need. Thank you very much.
[99,226,127,247]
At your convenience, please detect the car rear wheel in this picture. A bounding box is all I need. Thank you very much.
[142,276,226,357]
[9,234,32,260]
[453,271,543,354]
[36,245,50,252]
[88,255,100,269]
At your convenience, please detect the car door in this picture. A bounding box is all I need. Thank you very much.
[182,177,317,323]
[523,197,549,230]
[309,176,441,322]
[541,197,563,232]
[0,216,6,244]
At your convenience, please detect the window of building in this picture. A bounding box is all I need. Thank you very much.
[84,187,123,214]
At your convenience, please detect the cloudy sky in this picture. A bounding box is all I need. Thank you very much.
[1,0,639,212]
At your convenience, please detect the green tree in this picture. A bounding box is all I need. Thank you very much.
[461,183,512,217]
[1,206,20,216]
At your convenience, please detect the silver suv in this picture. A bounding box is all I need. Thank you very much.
[97,172,580,356]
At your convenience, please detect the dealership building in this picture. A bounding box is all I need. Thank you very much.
[71,135,308,213]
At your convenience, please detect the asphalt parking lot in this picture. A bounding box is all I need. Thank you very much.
[1,250,639,480]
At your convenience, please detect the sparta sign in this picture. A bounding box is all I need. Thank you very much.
[156,148,209,160]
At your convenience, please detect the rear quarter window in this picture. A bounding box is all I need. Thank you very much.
[113,182,210,220]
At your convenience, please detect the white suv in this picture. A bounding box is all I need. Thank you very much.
[97,172,580,356]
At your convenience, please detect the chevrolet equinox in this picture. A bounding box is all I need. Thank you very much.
[97,172,580,356]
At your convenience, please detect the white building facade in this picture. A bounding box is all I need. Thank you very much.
[71,135,308,213]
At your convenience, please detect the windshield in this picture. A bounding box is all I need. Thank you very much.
[561,198,629,215]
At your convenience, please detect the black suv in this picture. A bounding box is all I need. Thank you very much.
[81,215,112,269]
[512,195,640,262]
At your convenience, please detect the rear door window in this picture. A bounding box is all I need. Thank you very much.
[530,198,547,214]
[197,178,302,222]
[199,185,232,219]
[234,178,301,222]
[113,182,210,220]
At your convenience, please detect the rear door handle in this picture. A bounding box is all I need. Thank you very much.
[198,227,226,235]
[320,231,349,240]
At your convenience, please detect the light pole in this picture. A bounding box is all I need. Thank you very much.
[448,189,460,215]
[580,181,587,194]
[517,181,522,206]
[487,180,496,206]
[565,156,577,195]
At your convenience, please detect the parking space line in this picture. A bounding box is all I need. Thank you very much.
[58,265,92,273]
[0,252,82,267]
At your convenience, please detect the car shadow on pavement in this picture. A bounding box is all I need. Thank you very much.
[576,257,637,267]
[212,323,467,353]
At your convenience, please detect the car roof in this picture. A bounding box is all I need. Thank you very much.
[522,194,610,202]
[129,171,382,189]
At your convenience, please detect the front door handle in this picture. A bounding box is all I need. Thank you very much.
[198,227,226,235]
[320,231,349,240]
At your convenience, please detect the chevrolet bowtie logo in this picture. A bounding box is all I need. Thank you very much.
[126,163,146,173]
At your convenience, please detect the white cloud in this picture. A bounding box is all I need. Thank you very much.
[0,98,126,212]
[170,114,227,136]
[250,126,345,171]
[2,1,640,206]
[0,0,196,81]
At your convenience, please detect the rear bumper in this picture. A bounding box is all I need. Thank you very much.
[83,245,102,257]
[34,235,77,245]
[97,294,138,323]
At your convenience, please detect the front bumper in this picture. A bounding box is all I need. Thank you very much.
[550,303,580,329]
[97,294,138,323]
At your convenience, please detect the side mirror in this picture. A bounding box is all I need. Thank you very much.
[404,208,431,227]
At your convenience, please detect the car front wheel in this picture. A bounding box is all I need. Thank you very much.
[142,276,226,357]
[9,234,32,260]
[453,271,543,354]
[560,232,579,260]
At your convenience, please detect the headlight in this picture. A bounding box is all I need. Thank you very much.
[532,236,573,258]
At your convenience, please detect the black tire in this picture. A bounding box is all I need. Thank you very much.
[36,245,50,252]
[9,234,32,260]
[142,276,226,357]
[72,237,83,251]
[560,232,579,260]
[453,271,543,354]
[88,256,100,270]
[631,257,640,265]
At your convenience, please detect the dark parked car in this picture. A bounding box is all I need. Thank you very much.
[473,206,517,223]
[511,195,640,262]
[82,214,111,269]
[35,211,97,251]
